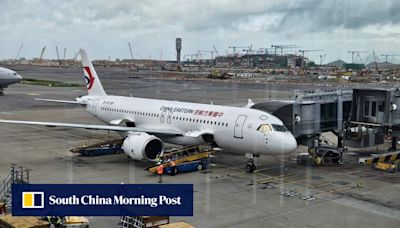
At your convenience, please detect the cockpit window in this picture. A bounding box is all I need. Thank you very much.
[271,124,287,132]
[12,72,17,76]
[257,124,272,134]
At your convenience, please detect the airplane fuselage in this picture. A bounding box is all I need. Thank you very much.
[0,67,23,95]
[82,95,297,156]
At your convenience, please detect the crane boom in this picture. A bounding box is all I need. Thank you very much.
[128,42,134,60]
[347,50,368,63]
[16,44,24,60]
[298,49,323,57]
[380,54,398,63]
[55,46,60,61]
[39,46,46,61]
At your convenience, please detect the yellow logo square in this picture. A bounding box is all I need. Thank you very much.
[22,192,44,209]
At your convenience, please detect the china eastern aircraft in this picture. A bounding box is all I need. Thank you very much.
[0,49,297,172]
[0,67,23,96]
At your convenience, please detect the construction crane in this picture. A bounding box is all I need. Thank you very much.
[271,45,297,55]
[373,51,380,73]
[298,49,323,58]
[187,53,202,61]
[228,46,250,54]
[39,46,46,61]
[198,50,217,59]
[258,48,273,54]
[347,50,368,63]
[380,54,398,63]
[190,54,197,61]
[63,48,66,59]
[15,43,24,60]
[55,46,60,61]
[319,54,327,65]
[242,44,253,54]
[212,45,220,57]
[128,42,134,60]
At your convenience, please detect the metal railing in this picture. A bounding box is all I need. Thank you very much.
[0,165,30,209]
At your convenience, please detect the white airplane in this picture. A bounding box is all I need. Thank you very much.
[0,67,23,96]
[0,49,297,172]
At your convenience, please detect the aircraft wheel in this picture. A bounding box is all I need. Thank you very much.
[169,167,178,176]
[245,164,255,173]
[0,92,4,96]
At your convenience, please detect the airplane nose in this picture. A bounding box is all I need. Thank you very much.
[268,132,298,155]
[285,134,297,153]
[13,74,23,83]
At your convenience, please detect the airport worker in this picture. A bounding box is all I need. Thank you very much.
[169,159,176,167]
[56,216,62,225]
[169,159,177,175]
[157,163,164,183]
[155,154,161,164]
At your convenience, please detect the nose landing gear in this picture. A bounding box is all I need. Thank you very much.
[245,153,258,173]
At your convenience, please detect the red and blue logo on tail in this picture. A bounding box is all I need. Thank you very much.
[83,66,95,90]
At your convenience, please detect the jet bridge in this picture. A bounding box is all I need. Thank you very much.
[252,87,400,164]
[252,89,352,164]
[345,88,400,150]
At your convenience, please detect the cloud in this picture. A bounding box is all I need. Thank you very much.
[0,0,399,63]
[267,0,400,32]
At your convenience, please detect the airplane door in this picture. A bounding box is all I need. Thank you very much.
[167,111,172,124]
[160,110,166,123]
[234,115,247,139]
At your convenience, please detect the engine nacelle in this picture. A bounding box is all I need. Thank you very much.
[122,132,164,161]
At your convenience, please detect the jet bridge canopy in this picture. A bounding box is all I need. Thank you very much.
[252,90,353,138]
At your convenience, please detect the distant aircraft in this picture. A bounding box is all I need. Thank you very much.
[0,49,297,172]
[0,67,23,96]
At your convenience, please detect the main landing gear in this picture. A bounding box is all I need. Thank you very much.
[245,153,258,173]
[0,88,4,96]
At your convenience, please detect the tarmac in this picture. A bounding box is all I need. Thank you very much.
[0,65,399,227]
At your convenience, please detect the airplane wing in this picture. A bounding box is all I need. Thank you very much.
[35,98,84,105]
[184,130,214,137]
[0,119,183,136]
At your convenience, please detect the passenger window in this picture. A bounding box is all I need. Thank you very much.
[257,124,272,134]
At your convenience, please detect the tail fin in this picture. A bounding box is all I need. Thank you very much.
[79,49,107,96]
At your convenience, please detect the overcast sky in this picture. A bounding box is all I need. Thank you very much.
[1,0,400,63]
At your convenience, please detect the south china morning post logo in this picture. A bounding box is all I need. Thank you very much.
[22,192,44,209]
[48,194,182,208]
[12,184,193,216]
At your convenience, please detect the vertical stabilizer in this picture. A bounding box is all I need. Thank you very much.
[79,49,107,96]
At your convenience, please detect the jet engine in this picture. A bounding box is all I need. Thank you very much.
[122,132,164,161]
